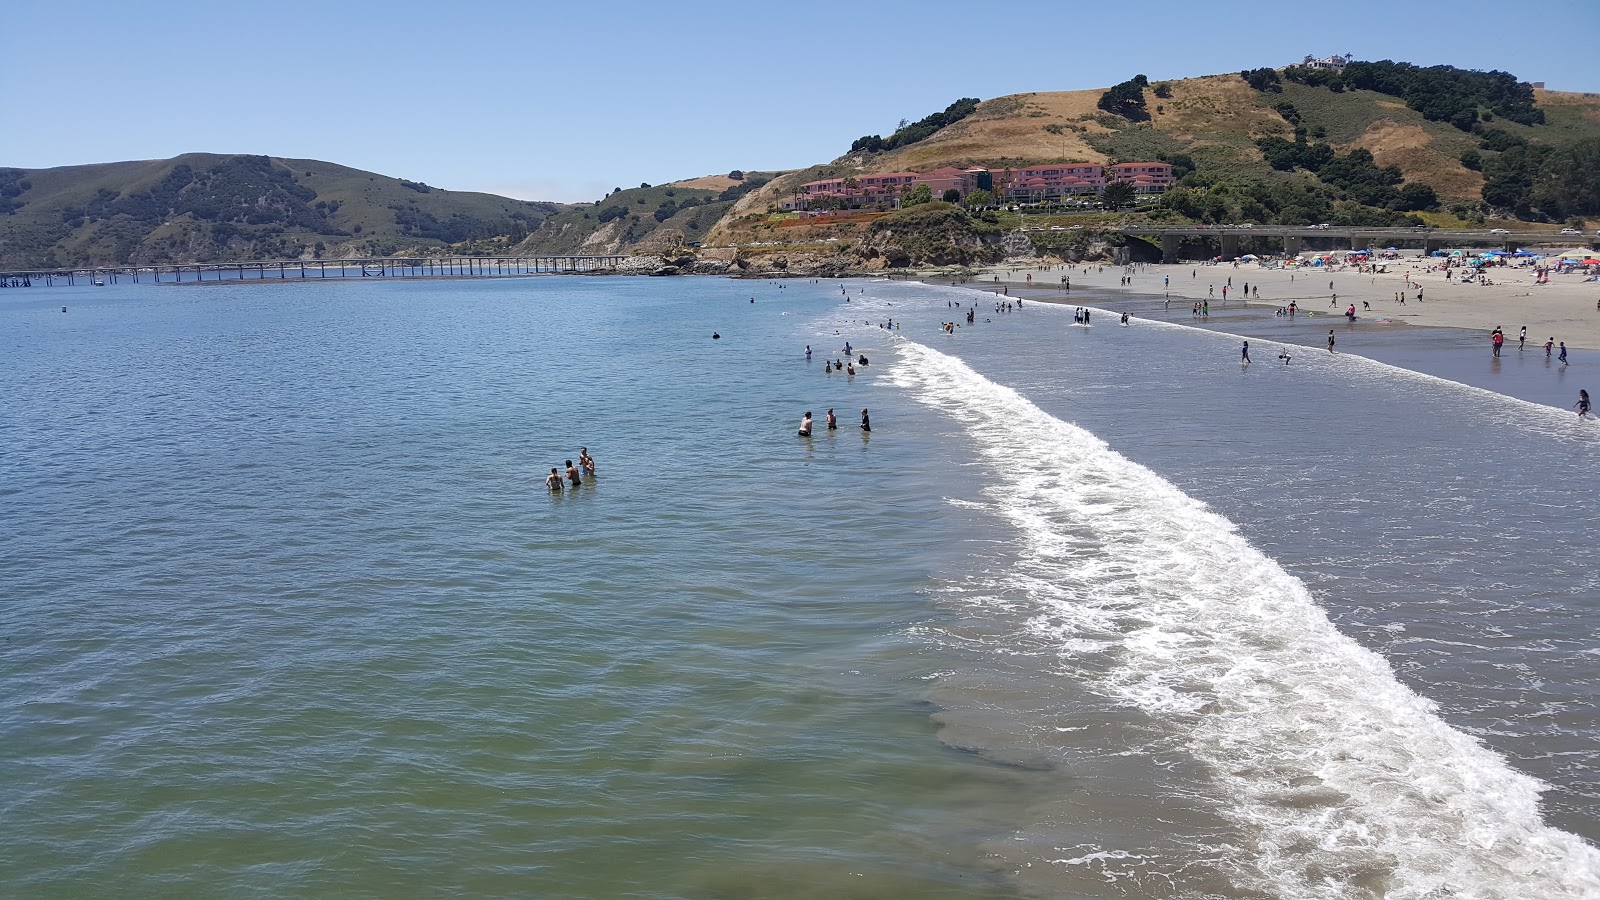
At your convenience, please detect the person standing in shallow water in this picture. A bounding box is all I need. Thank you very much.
[566,460,581,488]
[1327,330,1336,353]
[545,467,563,492]
[826,409,837,430]
[579,448,596,478]
[1241,341,1251,364]
[860,408,871,432]
[1576,389,1591,419]
[798,411,813,437]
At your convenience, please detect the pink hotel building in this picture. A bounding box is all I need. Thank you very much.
[788,162,1174,210]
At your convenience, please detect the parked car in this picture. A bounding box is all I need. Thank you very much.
[1560,228,1581,235]
[1489,228,1510,235]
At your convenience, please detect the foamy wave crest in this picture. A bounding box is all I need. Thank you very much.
[890,339,1600,900]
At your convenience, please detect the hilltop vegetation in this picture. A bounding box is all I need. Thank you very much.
[851,98,980,154]
[0,154,563,268]
[512,172,779,256]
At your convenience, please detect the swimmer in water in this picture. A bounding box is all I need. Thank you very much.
[798,411,813,437]
[579,448,595,477]
[1576,389,1591,419]
[827,408,837,430]
[566,460,581,487]
[860,408,871,432]
[545,467,563,492]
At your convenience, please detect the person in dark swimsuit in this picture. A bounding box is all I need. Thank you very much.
[566,460,581,487]
[799,411,813,437]
[1576,389,1591,419]
[826,409,837,430]
[545,468,563,492]
[860,408,871,432]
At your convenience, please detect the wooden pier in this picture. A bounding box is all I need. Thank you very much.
[0,255,627,287]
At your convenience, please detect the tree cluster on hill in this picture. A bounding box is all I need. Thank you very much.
[1480,137,1600,219]
[717,174,770,202]
[1254,136,1437,212]
[1158,176,1424,229]
[392,205,537,243]
[1097,75,1149,121]
[1287,59,1543,131]
[1240,68,1282,93]
[57,157,342,234]
[0,169,30,214]
[851,98,981,154]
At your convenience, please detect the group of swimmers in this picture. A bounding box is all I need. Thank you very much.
[799,408,870,436]
[544,448,596,492]
[1490,325,1570,365]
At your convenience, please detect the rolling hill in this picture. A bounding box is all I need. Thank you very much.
[708,71,1600,253]
[0,153,565,269]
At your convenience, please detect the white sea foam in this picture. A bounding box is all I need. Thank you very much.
[889,339,1600,900]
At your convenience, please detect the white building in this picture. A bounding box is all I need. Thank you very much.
[1298,53,1352,71]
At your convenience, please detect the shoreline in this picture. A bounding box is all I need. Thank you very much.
[948,259,1600,351]
[925,267,1593,416]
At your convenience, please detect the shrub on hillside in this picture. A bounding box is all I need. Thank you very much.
[1097,75,1149,121]
[1241,68,1283,93]
[852,98,981,154]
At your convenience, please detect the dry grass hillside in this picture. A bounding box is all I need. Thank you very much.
[708,75,1600,248]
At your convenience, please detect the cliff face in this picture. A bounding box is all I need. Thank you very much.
[854,204,1005,267]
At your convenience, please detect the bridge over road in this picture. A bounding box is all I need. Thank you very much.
[1119,226,1600,264]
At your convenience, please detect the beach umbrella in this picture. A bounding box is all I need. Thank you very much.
[1384,246,1397,251]
[1557,249,1590,259]
[1586,258,1600,266]
[1450,250,1465,256]
[1239,254,1257,260]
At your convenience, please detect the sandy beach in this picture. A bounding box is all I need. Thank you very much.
[966,256,1600,350]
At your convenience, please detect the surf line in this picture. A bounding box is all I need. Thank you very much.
[886,338,1600,898]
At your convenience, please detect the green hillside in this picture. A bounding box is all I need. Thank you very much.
[510,174,777,256]
[0,153,564,269]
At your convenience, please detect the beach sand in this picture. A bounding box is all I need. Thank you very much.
[964,257,1600,350]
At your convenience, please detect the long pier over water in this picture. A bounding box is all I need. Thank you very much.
[0,255,626,287]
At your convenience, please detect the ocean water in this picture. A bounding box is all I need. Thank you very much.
[2,274,1597,899]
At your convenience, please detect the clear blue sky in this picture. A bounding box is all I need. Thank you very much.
[4,0,1597,203]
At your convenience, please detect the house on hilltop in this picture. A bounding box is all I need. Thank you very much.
[1297,53,1352,71]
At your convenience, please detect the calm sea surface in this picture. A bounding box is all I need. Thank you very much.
[2,274,1597,899]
